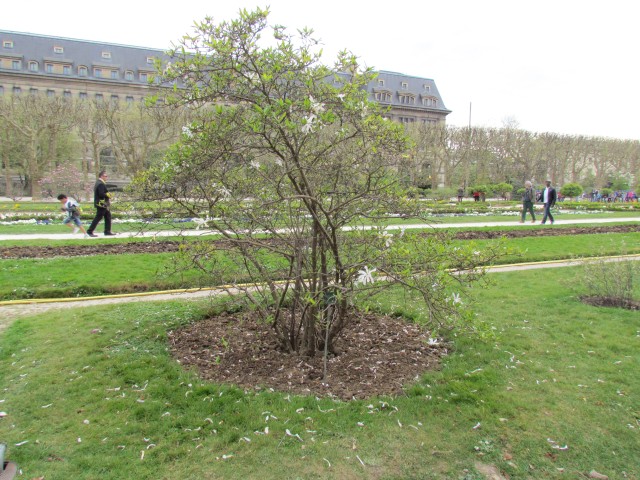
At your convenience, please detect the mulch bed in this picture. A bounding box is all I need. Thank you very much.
[168,310,447,400]
[2,224,638,259]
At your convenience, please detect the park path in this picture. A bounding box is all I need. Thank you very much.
[0,216,638,241]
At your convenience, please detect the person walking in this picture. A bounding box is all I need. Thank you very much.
[57,194,89,237]
[520,180,537,223]
[86,170,116,237]
[540,180,557,224]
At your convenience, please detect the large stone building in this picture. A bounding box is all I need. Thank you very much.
[0,30,451,121]
[0,30,450,194]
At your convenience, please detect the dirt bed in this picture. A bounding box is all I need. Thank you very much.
[169,309,447,400]
[2,225,638,259]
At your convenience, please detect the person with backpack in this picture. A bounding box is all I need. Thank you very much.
[519,180,537,223]
[57,194,89,237]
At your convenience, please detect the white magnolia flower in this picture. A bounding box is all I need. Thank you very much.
[337,93,345,101]
[355,266,376,285]
[309,96,325,114]
[181,126,193,138]
[302,114,317,134]
[218,186,232,199]
[250,160,261,170]
[451,292,462,305]
[381,231,393,248]
[193,216,211,230]
[427,338,439,346]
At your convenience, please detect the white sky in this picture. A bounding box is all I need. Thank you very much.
[3,0,638,140]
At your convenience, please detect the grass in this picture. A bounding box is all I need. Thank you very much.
[1,232,639,301]
[1,266,638,479]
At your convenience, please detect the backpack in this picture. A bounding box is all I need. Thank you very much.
[67,199,82,217]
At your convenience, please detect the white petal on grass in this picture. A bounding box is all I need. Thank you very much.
[285,429,303,441]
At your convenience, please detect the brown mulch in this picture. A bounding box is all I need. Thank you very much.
[168,310,446,400]
[1,224,638,259]
[580,295,640,310]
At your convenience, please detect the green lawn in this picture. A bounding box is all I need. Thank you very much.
[0,266,638,479]
[1,231,639,301]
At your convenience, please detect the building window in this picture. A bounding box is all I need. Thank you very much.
[102,51,112,59]
[110,70,118,79]
[13,86,22,95]
[29,88,38,95]
[401,82,408,89]
[423,84,431,92]
[79,92,87,99]
[125,70,134,81]
[63,65,71,75]
[47,89,55,97]
[0,86,4,95]
[54,46,64,54]
[110,94,119,103]
[399,94,415,105]
[95,93,103,101]
[140,72,148,82]
[3,40,14,49]
[94,68,103,78]
[125,95,134,103]
[28,61,38,72]
[146,56,154,64]
[45,63,53,73]
[79,66,88,76]
[422,97,438,107]
[377,79,385,87]
[12,60,21,70]
[63,90,72,98]
[374,92,391,102]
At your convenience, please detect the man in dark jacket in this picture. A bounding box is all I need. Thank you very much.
[87,170,116,237]
[541,180,557,225]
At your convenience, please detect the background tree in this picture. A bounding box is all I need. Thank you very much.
[97,100,186,177]
[560,182,583,200]
[38,163,93,201]
[134,8,503,359]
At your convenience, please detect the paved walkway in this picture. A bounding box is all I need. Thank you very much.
[0,216,638,241]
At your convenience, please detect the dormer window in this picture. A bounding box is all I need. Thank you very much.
[423,84,431,92]
[3,40,14,49]
[401,82,408,89]
[54,46,64,54]
[102,51,111,59]
[377,79,385,87]
[78,65,88,77]
[422,96,438,107]
[28,61,39,72]
[398,93,416,105]
[146,56,154,64]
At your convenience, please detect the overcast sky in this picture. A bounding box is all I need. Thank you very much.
[3,0,638,140]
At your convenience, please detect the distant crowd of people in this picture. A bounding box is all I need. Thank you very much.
[584,189,638,203]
